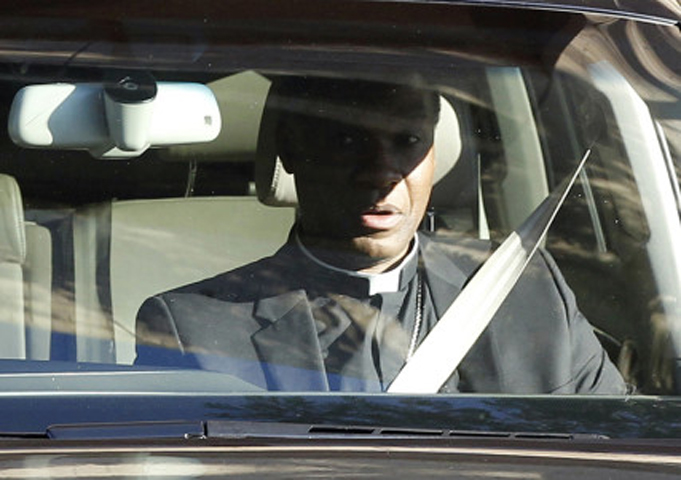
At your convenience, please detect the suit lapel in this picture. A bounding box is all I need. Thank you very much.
[251,290,330,391]
[418,234,504,392]
[419,235,471,318]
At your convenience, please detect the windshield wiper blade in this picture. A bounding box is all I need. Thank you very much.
[44,419,606,442]
[205,421,607,441]
[46,421,205,440]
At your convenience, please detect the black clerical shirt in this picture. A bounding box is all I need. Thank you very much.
[295,237,440,391]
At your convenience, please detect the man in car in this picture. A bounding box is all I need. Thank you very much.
[135,76,627,394]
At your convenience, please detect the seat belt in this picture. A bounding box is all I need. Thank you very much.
[388,149,592,393]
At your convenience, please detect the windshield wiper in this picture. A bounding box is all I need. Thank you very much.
[43,419,605,442]
[46,421,204,440]
[205,421,607,441]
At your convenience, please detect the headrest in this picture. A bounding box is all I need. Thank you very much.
[0,174,26,264]
[255,94,462,207]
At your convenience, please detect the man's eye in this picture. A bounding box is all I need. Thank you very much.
[337,132,367,149]
[396,134,421,147]
[340,134,356,146]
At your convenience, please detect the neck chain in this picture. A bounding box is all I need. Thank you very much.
[406,270,424,361]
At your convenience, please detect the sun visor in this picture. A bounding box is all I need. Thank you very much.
[8,75,221,159]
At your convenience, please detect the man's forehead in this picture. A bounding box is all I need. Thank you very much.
[271,76,439,126]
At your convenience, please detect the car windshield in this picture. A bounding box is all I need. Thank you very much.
[1,0,680,437]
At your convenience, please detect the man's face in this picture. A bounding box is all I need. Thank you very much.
[277,80,438,271]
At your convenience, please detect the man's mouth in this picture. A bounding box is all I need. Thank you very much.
[360,204,404,230]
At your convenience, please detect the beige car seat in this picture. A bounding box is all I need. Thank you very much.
[0,174,52,360]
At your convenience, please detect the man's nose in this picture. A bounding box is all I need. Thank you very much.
[352,139,403,189]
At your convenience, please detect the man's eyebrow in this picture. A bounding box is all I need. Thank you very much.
[302,117,436,138]
[289,103,437,130]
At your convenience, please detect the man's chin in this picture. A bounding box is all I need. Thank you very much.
[298,228,413,272]
[346,236,412,272]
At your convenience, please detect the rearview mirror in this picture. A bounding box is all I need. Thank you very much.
[8,76,221,159]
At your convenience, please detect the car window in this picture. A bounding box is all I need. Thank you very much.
[0,2,679,403]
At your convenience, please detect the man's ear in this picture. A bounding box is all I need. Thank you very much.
[275,121,297,174]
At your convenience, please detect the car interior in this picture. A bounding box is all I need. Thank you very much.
[0,57,678,395]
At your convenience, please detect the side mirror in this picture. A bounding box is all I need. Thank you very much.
[8,75,221,159]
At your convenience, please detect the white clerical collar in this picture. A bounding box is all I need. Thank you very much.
[295,234,419,296]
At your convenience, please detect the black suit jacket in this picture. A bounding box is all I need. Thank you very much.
[135,233,626,394]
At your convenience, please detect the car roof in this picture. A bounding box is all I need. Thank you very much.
[374,0,678,24]
[10,0,680,24]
